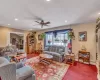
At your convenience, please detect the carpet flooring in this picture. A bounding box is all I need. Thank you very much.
[27,53,39,59]
[26,56,69,80]
[27,54,97,80]
[63,62,97,80]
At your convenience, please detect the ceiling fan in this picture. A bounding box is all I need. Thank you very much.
[24,10,51,28]
[35,20,50,28]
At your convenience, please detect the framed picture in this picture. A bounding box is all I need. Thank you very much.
[38,34,42,40]
[79,31,87,41]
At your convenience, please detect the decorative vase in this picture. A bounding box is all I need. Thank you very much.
[81,45,86,51]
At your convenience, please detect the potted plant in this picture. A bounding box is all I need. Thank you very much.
[38,33,46,40]
[68,30,75,40]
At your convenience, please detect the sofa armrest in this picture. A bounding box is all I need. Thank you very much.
[59,52,65,62]
[16,62,24,69]
[59,52,65,57]
[16,66,35,80]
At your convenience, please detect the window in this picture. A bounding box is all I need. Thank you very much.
[45,29,71,47]
[45,33,53,46]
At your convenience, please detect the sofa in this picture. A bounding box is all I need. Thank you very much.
[0,57,35,80]
[44,46,67,62]
[0,45,18,57]
[0,46,27,62]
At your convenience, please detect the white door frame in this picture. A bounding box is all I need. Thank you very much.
[7,32,25,51]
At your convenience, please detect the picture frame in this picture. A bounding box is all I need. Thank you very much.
[38,34,42,40]
[79,31,87,41]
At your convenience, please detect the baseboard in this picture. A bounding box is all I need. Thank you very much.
[90,61,96,65]
[75,58,96,65]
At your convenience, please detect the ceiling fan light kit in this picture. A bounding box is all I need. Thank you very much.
[35,19,50,28]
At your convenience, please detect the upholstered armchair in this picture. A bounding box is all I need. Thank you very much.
[0,57,35,80]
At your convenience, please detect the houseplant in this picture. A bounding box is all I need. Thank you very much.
[68,30,75,40]
[38,33,46,40]
[41,33,46,39]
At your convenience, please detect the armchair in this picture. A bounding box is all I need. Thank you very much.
[0,57,35,80]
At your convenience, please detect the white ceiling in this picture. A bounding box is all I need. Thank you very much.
[0,0,100,30]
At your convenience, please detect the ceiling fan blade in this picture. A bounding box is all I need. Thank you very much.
[45,22,50,24]
[35,21,40,23]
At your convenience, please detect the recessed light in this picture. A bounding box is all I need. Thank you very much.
[15,18,18,21]
[65,20,67,23]
[98,13,100,15]
[8,24,11,25]
[29,29,33,30]
[46,0,51,2]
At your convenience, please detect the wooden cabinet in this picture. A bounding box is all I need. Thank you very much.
[26,32,36,54]
[64,53,75,65]
[78,51,90,64]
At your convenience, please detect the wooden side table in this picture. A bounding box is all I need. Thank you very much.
[64,53,75,65]
[78,51,90,64]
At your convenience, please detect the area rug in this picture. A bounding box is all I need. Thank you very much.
[25,56,69,80]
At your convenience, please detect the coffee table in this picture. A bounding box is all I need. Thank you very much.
[15,54,27,62]
[10,54,26,62]
[64,53,75,65]
[39,54,53,65]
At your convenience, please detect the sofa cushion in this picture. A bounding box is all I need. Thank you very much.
[44,51,60,56]
[16,66,34,80]
[50,52,60,56]
[16,62,24,69]
[57,47,64,53]
[49,46,52,51]
[59,49,64,52]
[52,47,57,52]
